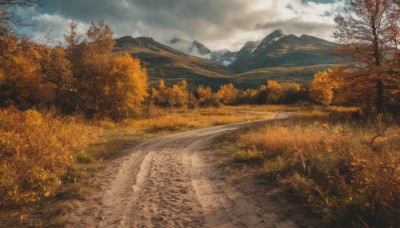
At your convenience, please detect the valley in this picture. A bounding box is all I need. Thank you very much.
[113,29,341,89]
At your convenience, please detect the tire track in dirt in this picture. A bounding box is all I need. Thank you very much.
[66,113,319,228]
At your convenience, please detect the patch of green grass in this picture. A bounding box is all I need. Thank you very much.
[234,149,264,163]
[262,156,290,178]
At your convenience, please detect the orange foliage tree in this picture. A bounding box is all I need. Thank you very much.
[216,83,238,105]
[310,69,336,106]
[196,85,219,107]
[151,80,189,107]
[334,0,400,114]
[63,21,148,119]
[105,54,148,119]
[265,80,283,104]
[0,31,57,109]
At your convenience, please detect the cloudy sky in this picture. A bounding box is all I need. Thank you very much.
[25,0,344,51]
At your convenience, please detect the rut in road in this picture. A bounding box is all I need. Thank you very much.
[66,115,318,228]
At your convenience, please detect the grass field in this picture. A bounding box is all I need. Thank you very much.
[217,107,400,227]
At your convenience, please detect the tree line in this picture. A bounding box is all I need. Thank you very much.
[150,80,309,108]
[0,21,148,120]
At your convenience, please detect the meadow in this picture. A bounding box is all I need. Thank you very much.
[218,107,400,227]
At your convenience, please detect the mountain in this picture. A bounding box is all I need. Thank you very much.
[113,36,233,89]
[229,29,338,73]
[167,39,237,66]
[113,31,340,89]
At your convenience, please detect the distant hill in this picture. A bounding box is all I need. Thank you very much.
[232,64,341,88]
[229,29,338,73]
[167,39,237,66]
[113,36,233,89]
[113,30,340,89]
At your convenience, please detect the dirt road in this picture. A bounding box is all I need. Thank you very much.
[66,113,318,228]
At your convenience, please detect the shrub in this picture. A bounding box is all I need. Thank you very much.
[236,118,400,226]
[216,83,238,105]
[0,109,102,205]
[196,85,220,107]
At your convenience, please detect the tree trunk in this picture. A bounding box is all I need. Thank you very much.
[376,79,384,114]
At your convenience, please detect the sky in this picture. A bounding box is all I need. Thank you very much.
[24,0,344,51]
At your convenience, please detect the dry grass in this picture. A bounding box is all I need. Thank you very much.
[118,106,272,133]
[225,110,400,226]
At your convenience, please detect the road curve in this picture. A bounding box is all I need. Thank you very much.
[66,113,314,228]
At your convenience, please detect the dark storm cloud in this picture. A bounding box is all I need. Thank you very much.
[33,0,342,50]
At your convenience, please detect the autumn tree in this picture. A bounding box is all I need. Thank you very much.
[62,21,148,119]
[151,80,189,107]
[216,83,238,105]
[68,21,116,117]
[170,80,189,107]
[43,46,75,113]
[280,82,304,104]
[196,85,219,107]
[104,54,148,119]
[0,34,56,109]
[237,88,258,104]
[310,69,336,106]
[334,0,399,114]
[265,80,283,104]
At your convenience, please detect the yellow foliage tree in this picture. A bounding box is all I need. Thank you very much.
[170,80,189,107]
[197,85,213,103]
[217,83,238,105]
[152,80,189,107]
[310,69,335,106]
[105,54,148,119]
[266,80,283,104]
[280,82,302,104]
[0,33,56,109]
[196,85,219,107]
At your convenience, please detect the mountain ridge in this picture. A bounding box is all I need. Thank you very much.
[113,30,340,88]
[113,36,233,89]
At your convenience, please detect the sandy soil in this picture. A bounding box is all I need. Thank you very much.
[66,113,321,228]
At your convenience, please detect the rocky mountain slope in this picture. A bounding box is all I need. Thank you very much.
[229,29,338,72]
[113,36,233,88]
[167,39,237,66]
[113,30,339,88]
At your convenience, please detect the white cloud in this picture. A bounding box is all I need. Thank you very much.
[26,0,344,50]
[30,13,89,45]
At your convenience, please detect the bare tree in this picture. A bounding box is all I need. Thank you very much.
[0,0,39,27]
[334,0,398,114]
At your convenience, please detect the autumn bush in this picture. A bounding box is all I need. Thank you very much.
[196,85,220,107]
[151,80,189,107]
[216,83,238,105]
[232,116,400,226]
[0,108,102,206]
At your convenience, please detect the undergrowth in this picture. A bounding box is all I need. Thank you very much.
[225,110,400,227]
[0,108,103,206]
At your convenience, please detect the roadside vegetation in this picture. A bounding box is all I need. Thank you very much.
[219,108,400,227]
